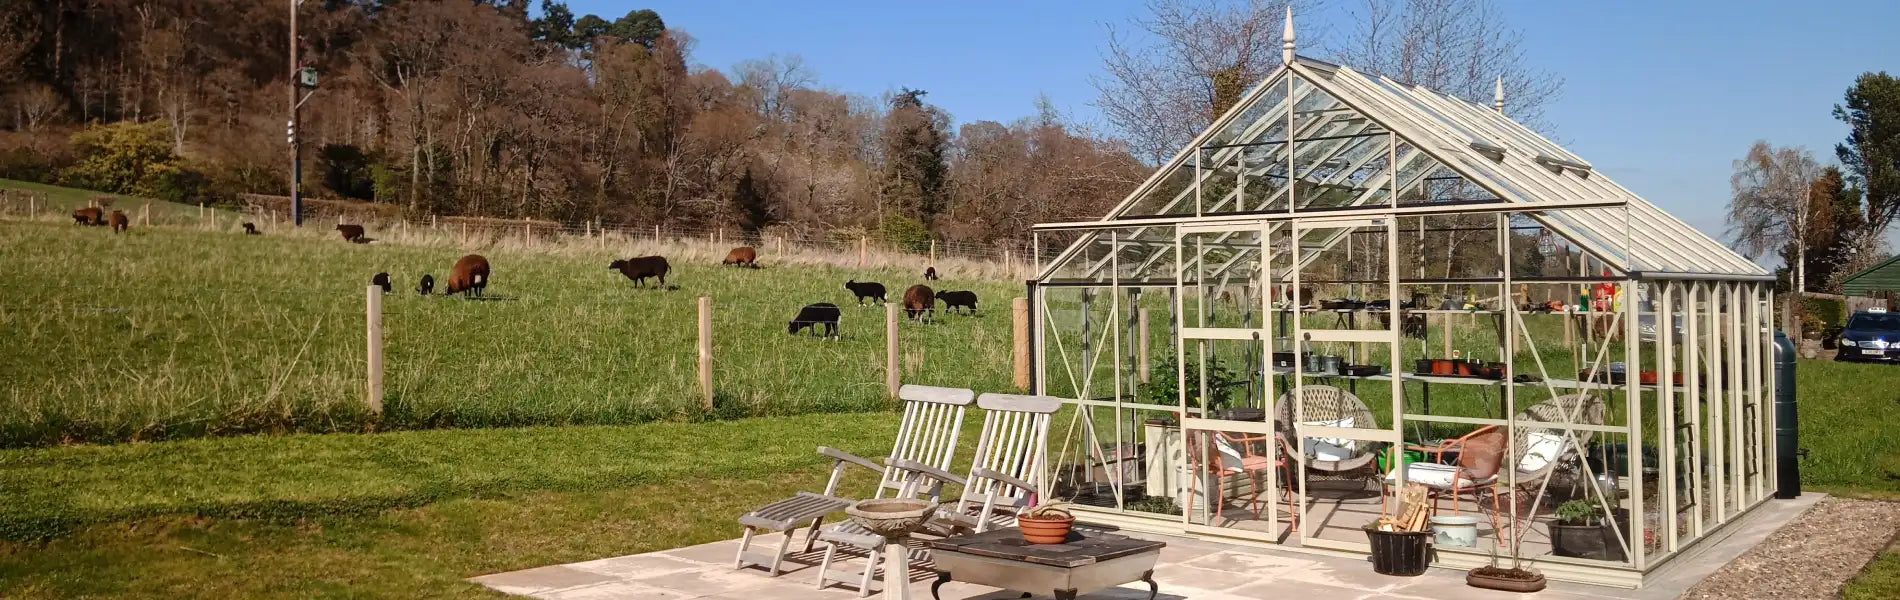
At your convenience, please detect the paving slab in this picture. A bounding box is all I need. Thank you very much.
[475,495,1825,599]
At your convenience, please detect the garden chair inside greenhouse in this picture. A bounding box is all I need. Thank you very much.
[1275,385,1384,489]
[734,384,975,578]
[1184,428,1298,527]
[1393,393,1608,542]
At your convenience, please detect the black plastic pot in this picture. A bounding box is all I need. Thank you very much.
[1550,511,1630,562]
[1364,528,1432,576]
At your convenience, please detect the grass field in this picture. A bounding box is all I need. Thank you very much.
[0,214,1022,447]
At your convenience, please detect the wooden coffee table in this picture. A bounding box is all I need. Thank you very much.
[925,527,1164,600]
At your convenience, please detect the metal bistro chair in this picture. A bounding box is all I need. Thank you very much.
[813,392,1062,597]
[734,385,975,577]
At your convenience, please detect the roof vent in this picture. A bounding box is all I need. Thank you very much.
[1468,142,1507,162]
[1535,155,1593,178]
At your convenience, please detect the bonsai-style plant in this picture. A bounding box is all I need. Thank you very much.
[1017,500,1076,544]
[1466,543,1546,592]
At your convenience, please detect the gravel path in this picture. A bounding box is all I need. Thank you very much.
[1683,498,1900,600]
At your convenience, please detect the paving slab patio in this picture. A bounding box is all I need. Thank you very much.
[472,494,1824,600]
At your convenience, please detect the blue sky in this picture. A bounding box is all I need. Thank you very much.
[566,0,1900,249]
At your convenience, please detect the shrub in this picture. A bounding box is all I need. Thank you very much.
[142,161,215,205]
[59,120,177,195]
[878,215,932,254]
[1141,352,1244,410]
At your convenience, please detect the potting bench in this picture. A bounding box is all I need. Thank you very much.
[926,527,1165,600]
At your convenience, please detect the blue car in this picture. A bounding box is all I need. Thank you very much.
[1836,309,1900,362]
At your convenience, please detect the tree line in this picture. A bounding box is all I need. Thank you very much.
[1727,72,1900,294]
[0,0,1145,249]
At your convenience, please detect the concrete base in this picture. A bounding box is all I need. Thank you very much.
[472,495,1824,599]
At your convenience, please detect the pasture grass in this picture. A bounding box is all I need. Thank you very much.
[0,219,1019,447]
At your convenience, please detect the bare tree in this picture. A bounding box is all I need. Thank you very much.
[1335,0,1561,130]
[1728,141,1821,292]
[1094,0,1313,164]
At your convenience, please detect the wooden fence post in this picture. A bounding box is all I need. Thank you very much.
[366,285,385,416]
[1137,307,1151,383]
[887,302,902,397]
[698,295,714,412]
[1013,297,1031,391]
[859,237,868,269]
[1004,249,1014,279]
[775,235,783,255]
[141,201,151,226]
[929,239,937,265]
[431,214,438,230]
[654,224,661,241]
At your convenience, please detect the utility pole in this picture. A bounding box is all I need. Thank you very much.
[288,0,302,226]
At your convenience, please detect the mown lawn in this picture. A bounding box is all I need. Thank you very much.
[0,413,907,598]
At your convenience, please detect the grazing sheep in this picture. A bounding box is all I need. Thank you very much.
[935,290,978,315]
[788,303,842,338]
[924,266,939,281]
[902,284,935,322]
[243,222,261,235]
[72,207,103,225]
[108,210,128,233]
[371,272,392,295]
[609,256,670,288]
[417,274,435,296]
[336,224,366,243]
[722,246,758,268]
[844,280,886,306]
[445,254,491,297]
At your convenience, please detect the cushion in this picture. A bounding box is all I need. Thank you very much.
[1517,430,1569,473]
[1214,435,1246,472]
[1384,462,1496,489]
[1301,418,1356,462]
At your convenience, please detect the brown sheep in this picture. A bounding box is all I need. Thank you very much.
[73,207,104,226]
[610,256,670,288]
[924,266,939,281]
[445,254,491,297]
[902,284,935,322]
[722,246,758,268]
[242,222,261,235]
[336,224,366,243]
[109,210,128,233]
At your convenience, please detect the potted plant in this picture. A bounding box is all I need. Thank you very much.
[1017,501,1076,544]
[1466,544,1546,592]
[1551,499,1626,561]
[1142,353,1245,417]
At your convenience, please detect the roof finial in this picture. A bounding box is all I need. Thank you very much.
[1493,75,1505,114]
[1282,7,1296,64]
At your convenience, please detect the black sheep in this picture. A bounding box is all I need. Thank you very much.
[610,256,670,288]
[844,280,886,306]
[903,284,935,322]
[242,222,261,235]
[371,272,392,295]
[417,274,435,296]
[788,303,842,338]
[924,266,940,281]
[935,290,978,315]
[336,224,366,243]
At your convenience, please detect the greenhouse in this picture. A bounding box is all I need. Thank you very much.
[1025,49,1779,588]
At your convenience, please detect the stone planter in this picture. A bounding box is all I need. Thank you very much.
[1466,567,1546,592]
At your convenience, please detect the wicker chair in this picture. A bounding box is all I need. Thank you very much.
[1400,393,1608,543]
[1275,385,1385,487]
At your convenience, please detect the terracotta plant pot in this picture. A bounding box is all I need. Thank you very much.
[1018,514,1076,544]
[1466,567,1546,592]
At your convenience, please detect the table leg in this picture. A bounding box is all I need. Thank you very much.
[1141,569,1159,600]
[930,573,949,600]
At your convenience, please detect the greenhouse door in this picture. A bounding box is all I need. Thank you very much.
[1287,214,1404,553]
[1174,220,1291,542]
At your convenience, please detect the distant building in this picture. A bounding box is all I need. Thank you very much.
[1842,255,1900,297]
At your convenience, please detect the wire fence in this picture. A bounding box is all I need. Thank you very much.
[0,188,1059,281]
